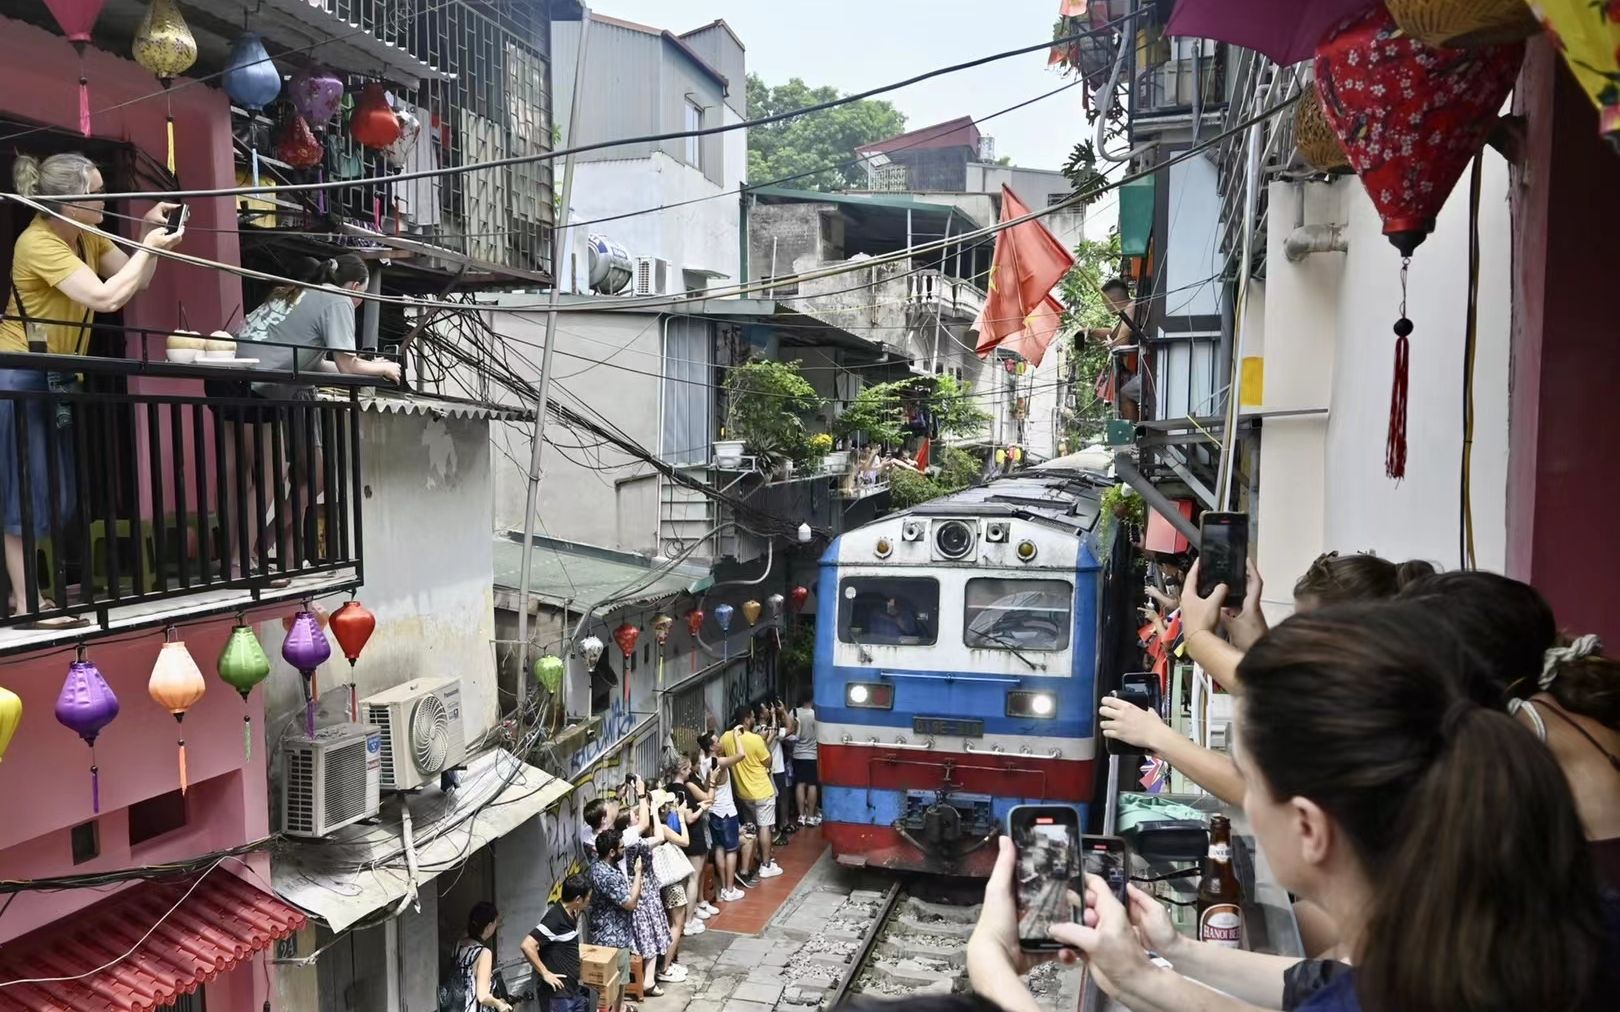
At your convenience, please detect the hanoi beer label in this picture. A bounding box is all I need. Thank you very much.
[1199,904,1243,947]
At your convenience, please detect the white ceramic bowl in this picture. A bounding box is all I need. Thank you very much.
[166,349,200,363]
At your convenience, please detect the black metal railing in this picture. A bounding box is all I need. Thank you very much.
[0,354,369,629]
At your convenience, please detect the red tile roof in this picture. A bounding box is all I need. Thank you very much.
[0,869,305,1011]
[857,116,982,157]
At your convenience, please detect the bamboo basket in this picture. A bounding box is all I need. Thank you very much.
[1295,82,1351,174]
[1386,0,1541,50]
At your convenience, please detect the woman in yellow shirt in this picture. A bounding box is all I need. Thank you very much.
[1,152,184,615]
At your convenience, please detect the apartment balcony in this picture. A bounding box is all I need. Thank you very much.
[787,264,984,361]
[0,353,375,655]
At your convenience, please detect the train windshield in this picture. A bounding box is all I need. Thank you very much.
[963,578,1074,652]
[839,577,939,646]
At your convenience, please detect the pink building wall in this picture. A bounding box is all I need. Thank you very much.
[0,612,277,1009]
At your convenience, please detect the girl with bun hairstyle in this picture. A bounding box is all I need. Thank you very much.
[1,153,185,614]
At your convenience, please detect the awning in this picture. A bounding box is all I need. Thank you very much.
[274,749,570,932]
[0,870,305,1012]
[493,534,713,614]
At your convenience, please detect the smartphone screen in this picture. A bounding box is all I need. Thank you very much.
[1009,805,1080,950]
[1081,835,1129,905]
[1197,512,1249,599]
[165,204,189,234]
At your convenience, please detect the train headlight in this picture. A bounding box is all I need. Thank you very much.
[875,537,893,558]
[847,682,893,709]
[1016,540,1038,562]
[1007,690,1057,719]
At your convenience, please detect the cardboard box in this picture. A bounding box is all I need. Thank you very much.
[579,944,621,989]
[593,975,622,1012]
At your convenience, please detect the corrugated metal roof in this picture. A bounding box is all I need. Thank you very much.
[316,389,533,422]
[493,534,711,613]
[0,870,306,1012]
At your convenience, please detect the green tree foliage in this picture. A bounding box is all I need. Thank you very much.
[888,466,943,510]
[931,374,990,438]
[936,446,984,490]
[747,74,906,192]
[723,360,825,465]
[834,376,990,446]
[1057,230,1124,448]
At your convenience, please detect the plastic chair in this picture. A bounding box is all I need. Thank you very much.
[626,955,647,1003]
[88,519,158,594]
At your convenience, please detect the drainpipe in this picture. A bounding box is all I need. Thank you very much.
[1284,223,1348,262]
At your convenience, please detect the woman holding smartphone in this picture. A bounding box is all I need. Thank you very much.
[1,153,184,615]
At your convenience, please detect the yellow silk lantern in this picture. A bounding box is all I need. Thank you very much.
[742,600,763,626]
[149,634,207,793]
[0,684,20,763]
[1531,2,1620,146]
[131,0,197,175]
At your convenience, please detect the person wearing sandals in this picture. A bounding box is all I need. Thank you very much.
[588,829,642,1009]
[1,153,184,618]
[670,754,720,929]
[615,796,675,995]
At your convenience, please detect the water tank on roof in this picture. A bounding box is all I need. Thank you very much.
[586,234,633,294]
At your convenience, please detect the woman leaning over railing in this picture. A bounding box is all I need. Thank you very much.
[0,152,185,615]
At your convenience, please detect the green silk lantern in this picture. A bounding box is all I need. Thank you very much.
[218,624,271,759]
[534,654,564,694]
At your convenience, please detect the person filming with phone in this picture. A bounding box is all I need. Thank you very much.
[1,153,185,615]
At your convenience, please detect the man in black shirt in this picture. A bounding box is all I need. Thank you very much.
[521,874,593,1012]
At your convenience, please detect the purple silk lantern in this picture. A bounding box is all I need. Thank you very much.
[55,648,120,812]
[290,67,344,127]
[283,609,331,736]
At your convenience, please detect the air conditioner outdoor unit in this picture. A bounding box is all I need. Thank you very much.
[362,677,467,792]
[282,722,382,838]
[632,256,671,296]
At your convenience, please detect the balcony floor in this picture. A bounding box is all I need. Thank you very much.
[0,567,358,656]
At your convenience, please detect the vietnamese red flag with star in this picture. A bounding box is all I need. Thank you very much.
[975,185,1073,356]
[1001,295,1065,368]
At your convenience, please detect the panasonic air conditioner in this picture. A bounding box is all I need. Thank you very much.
[282,722,382,838]
[361,677,467,792]
[632,256,671,296]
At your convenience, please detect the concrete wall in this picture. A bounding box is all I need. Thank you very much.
[1162,155,1224,321]
[751,203,839,284]
[487,308,665,554]
[681,23,748,117]
[1254,158,1512,620]
[571,152,740,285]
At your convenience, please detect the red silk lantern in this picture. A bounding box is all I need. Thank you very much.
[613,623,640,660]
[789,586,810,612]
[44,0,105,135]
[331,600,376,666]
[276,113,325,169]
[1315,8,1522,479]
[686,609,705,672]
[350,83,402,150]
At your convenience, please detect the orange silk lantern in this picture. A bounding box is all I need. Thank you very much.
[330,599,375,722]
[350,83,402,150]
[149,633,207,793]
[613,623,639,708]
[686,609,705,672]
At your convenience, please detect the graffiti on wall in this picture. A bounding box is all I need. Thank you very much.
[566,696,639,776]
[538,709,661,905]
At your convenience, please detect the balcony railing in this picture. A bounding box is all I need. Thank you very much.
[0,354,372,639]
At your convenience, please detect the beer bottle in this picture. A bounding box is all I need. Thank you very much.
[1197,815,1245,948]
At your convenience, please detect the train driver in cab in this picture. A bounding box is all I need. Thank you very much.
[870,597,923,640]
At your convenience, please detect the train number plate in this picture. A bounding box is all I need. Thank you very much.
[914,716,984,738]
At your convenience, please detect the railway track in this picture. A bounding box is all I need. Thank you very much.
[799,880,1082,1010]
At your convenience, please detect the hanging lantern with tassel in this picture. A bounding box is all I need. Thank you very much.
[131,0,196,176]
[350,83,402,150]
[289,67,344,128]
[789,586,809,613]
[1315,7,1522,480]
[651,615,674,691]
[579,635,605,672]
[149,631,207,795]
[685,609,705,672]
[276,113,324,170]
[533,654,564,694]
[1531,1,1620,149]
[613,623,640,708]
[56,647,119,812]
[767,594,785,649]
[714,604,734,663]
[0,683,20,764]
[742,600,762,657]
[222,32,282,189]
[283,609,331,737]
[1386,0,1540,49]
[43,0,106,137]
[217,623,270,760]
[330,598,375,722]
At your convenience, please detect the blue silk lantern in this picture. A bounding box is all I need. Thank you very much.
[714,603,734,662]
[223,32,281,189]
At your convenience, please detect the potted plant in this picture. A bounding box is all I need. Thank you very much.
[809,433,843,473]
[721,360,824,471]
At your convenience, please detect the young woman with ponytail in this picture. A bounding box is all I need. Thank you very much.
[1048,603,1611,1012]
[1400,570,1620,888]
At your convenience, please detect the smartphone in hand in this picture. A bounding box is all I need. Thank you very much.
[1197,512,1249,599]
[164,203,189,234]
[1008,804,1083,951]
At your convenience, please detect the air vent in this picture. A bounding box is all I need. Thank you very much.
[901,520,925,542]
[985,521,1011,543]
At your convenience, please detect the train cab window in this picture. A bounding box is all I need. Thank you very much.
[963,578,1073,652]
[839,577,939,646]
